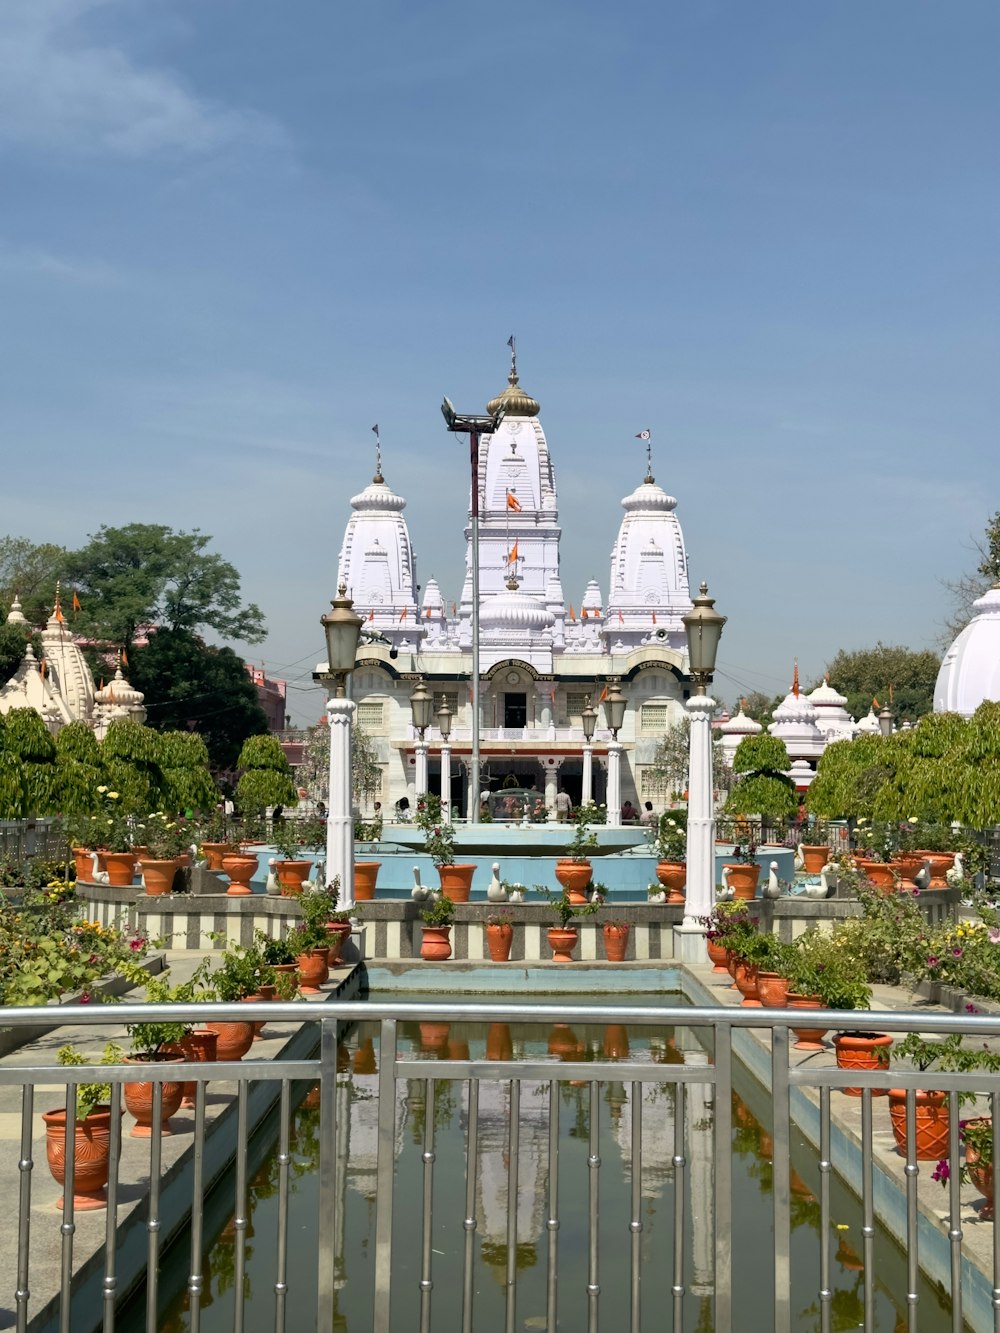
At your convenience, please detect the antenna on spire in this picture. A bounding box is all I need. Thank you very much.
[635,429,653,481]
[507,334,517,381]
[371,424,383,482]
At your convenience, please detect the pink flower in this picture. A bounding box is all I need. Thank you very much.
[79,992,92,1005]
[989,928,1000,945]
[931,1160,949,1184]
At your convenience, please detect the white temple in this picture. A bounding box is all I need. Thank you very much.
[0,589,146,737]
[934,585,1000,716]
[333,355,696,817]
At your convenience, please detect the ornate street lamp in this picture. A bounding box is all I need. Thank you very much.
[437,699,453,823]
[410,678,433,797]
[581,697,597,806]
[602,679,627,826]
[677,583,727,961]
[319,584,363,911]
[603,679,626,738]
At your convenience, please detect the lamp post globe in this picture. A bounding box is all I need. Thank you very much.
[410,678,434,737]
[581,699,597,744]
[436,700,452,742]
[682,582,727,692]
[581,697,597,807]
[603,680,626,739]
[320,583,363,913]
[878,705,894,738]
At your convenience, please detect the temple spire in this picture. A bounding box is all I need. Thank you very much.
[371,424,384,483]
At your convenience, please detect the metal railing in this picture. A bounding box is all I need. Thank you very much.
[4,1000,1000,1333]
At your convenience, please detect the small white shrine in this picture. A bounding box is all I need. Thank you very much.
[934,585,1000,716]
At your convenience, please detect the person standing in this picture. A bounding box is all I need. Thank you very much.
[555,788,572,823]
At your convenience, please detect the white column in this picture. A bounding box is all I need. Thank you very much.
[414,739,428,798]
[675,692,716,961]
[327,696,356,912]
[606,740,622,827]
[581,743,594,806]
[543,757,562,821]
[439,744,452,821]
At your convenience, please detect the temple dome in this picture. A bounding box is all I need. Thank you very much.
[768,666,824,760]
[604,472,691,651]
[40,594,95,723]
[337,463,422,645]
[6,596,27,626]
[480,580,555,634]
[934,586,1000,717]
[486,371,540,420]
[95,666,144,711]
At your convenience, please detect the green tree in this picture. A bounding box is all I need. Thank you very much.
[51,721,104,816]
[942,511,1000,643]
[299,719,383,807]
[158,731,219,814]
[806,735,899,821]
[824,643,940,723]
[64,524,266,652]
[99,719,165,814]
[724,733,797,818]
[0,618,30,685]
[0,708,57,813]
[650,719,731,799]
[234,735,296,816]
[0,536,67,626]
[129,627,268,771]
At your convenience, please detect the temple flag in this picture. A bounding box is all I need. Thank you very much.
[72,592,81,614]
[507,541,519,564]
[635,430,651,441]
[651,611,657,624]
[399,607,408,622]
[581,607,588,620]
[568,604,576,621]
[506,491,522,512]
[122,648,129,667]
[598,685,609,702]
[39,659,46,677]
[367,609,375,622]
[618,610,625,624]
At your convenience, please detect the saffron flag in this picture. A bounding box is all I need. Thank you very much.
[651,611,657,624]
[568,604,576,622]
[122,648,129,667]
[72,592,81,613]
[872,696,880,709]
[39,659,46,677]
[507,542,519,564]
[598,685,609,703]
[367,609,375,622]
[506,491,522,512]
[618,610,625,624]
[54,605,64,624]
[581,607,588,620]
[399,607,408,622]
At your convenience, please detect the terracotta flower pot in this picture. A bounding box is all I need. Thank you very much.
[786,993,828,1050]
[547,926,578,963]
[200,842,235,872]
[863,861,902,893]
[297,946,330,993]
[485,922,514,962]
[353,1036,377,1075]
[799,845,830,874]
[706,937,729,972]
[603,1024,630,1059]
[354,861,381,900]
[655,861,686,902]
[420,925,453,960]
[723,863,761,900]
[554,860,593,902]
[71,847,95,883]
[486,1023,513,1061]
[222,853,257,897]
[419,1022,450,1052]
[42,1107,116,1210]
[895,854,926,887]
[138,857,178,896]
[963,1118,994,1220]
[272,962,299,989]
[732,958,761,1007]
[757,971,792,1008]
[602,922,630,963]
[123,1056,185,1138]
[437,864,475,902]
[179,1029,218,1106]
[325,921,351,964]
[103,851,139,888]
[915,851,955,889]
[205,1019,255,1062]
[887,1088,950,1161]
[276,859,312,896]
[833,1032,893,1096]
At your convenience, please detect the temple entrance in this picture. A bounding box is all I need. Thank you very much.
[503,693,527,727]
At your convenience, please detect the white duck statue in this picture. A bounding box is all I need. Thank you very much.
[265,857,281,896]
[945,852,965,889]
[803,863,839,900]
[717,866,735,901]
[411,865,433,903]
[761,862,782,900]
[486,862,508,903]
[89,851,110,885]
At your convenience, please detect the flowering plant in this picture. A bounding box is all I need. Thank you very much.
[541,887,600,928]
[785,929,872,1010]
[728,841,758,866]
[94,787,134,853]
[698,900,755,945]
[932,1117,995,1189]
[651,811,687,862]
[485,908,513,928]
[143,812,193,860]
[567,806,600,861]
[420,894,455,927]
[416,795,456,866]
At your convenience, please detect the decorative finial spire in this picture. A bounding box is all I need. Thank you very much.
[792,659,800,697]
[53,581,65,625]
[371,424,383,483]
[635,429,654,483]
[507,333,517,382]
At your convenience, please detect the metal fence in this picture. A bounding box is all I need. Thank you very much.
[0,819,67,863]
[3,999,1000,1333]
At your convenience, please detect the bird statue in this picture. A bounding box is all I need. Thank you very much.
[89,852,110,885]
[793,844,805,873]
[945,853,965,889]
[912,858,931,892]
[803,863,839,899]
[265,858,281,896]
[507,883,525,903]
[717,866,735,901]
[300,862,321,893]
[761,861,782,900]
[486,862,507,903]
[411,864,433,903]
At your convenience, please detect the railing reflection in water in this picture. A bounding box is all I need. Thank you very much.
[4,1001,998,1333]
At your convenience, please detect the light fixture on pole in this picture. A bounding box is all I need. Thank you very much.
[320,583,364,911]
[441,395,503,822]
[437,699,453,823]
[676,583,727,962]
[581,697,597,806]
[410,677,433,798]
[602,679,627,827]
[878,705,894,738]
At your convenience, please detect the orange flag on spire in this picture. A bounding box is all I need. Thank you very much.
[792,660,800,697]
[651,611,657,624]
[507,541,519,564]
[872,696,880,710]
[367,608,375,622]
[568,604,576,622]
[581,606,588,620]
[399,607,408,622]
[506,491,522,512]
[72,592,81,614]
[121,648,129,668]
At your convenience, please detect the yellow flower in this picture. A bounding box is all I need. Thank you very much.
[108,791,119,800]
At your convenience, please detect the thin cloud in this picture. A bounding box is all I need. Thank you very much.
[0,238,119,285]
[0,0,283,158]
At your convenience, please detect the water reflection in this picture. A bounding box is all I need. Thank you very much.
[147,1013,956,1333]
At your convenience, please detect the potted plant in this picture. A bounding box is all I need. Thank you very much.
[601,902,631,963]
[933,1118,996,1220]
[722,842,761,900]
[284,922,330,993]
[121,976,191,1138]
[542,888,599,962]
[137,812,190,895]
[699,900,755,971]
[256,930,300,984]
[889,1033,1000,1161]
[198,809,237,871]
[851,818,904,891]
[651,812,687,901]
[205,946,265,1057]
[417,795,475,901]
[419,893,456,960]
[272,816,324,895]
[797,817,831,875]
[782,929,872,1052]
[556,806,600,900]
[93,788,140,887]
[43,1044,122,1210]
[485,908,514,962]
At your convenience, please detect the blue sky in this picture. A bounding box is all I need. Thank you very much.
[2,0,997,723]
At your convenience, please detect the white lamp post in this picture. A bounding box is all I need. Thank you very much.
[675,583,727,963]
[437,699,453,822]
[410,678,433,798]
[603,680,626,827]
[878,704,894,737]
[581,697,597,806]
[320,584,363,912]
